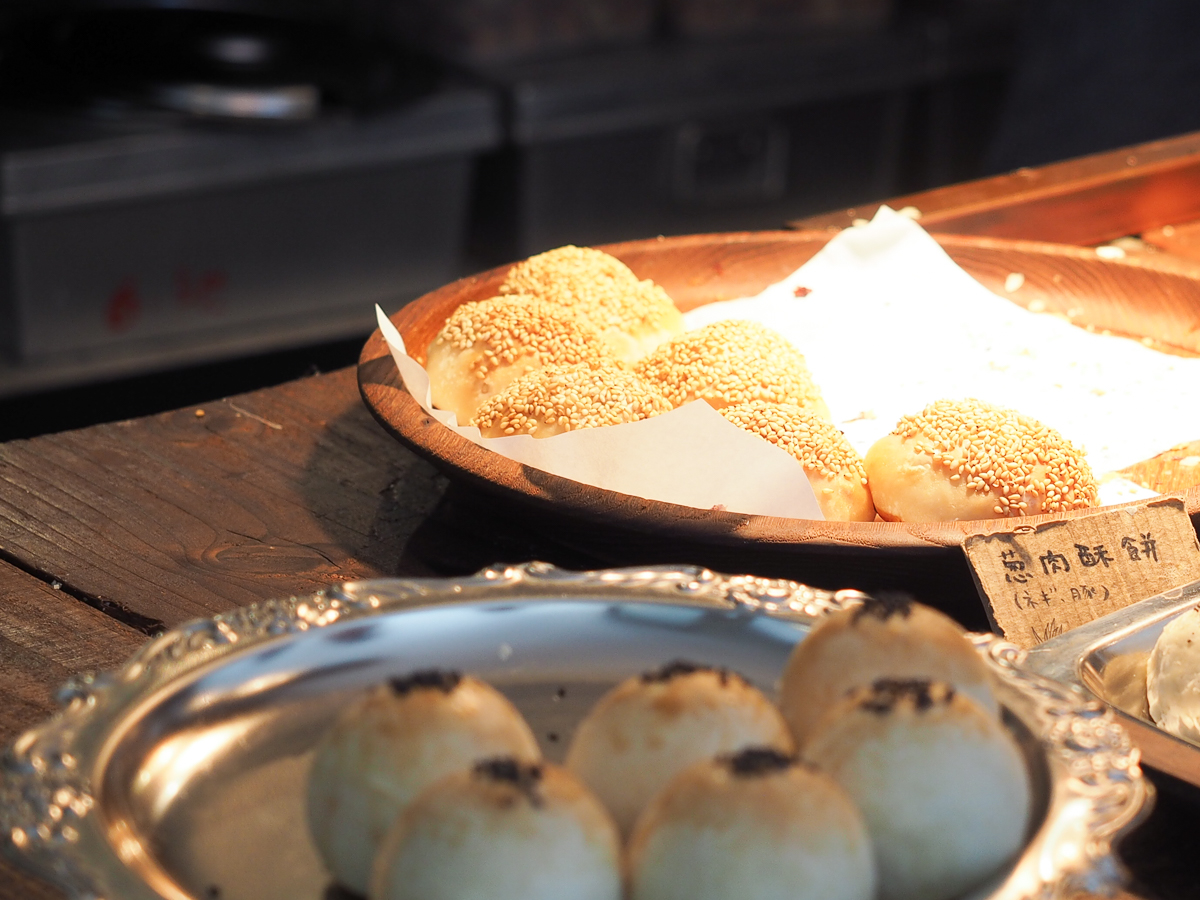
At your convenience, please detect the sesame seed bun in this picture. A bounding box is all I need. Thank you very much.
[864,398,1098,522]
[371,759,621,900]
[719,401,874,520]
[627,748,875,900]
[804,680,1031,900]
[472,361,671,438]
[425,295,612,424]
[778,594,998,750]
[634,319,831,417]
[499,245,684,363]
[564,661,794,836]
[306,672,540,895]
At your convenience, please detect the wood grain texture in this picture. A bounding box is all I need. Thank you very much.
[790,130,1200,246]
[359,231,1200,588]
[0,560,145,900]
[1143,218,1200,263]
[0,369,446,627]
[0,564,143,746]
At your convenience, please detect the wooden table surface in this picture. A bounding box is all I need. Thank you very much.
[9,132,1200,899]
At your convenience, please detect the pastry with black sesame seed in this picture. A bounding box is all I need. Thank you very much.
[719,401,874,520]
[634,319,831,418]
[627,748,875,900]
[804,679,1030,900]
[499,245,685,363]
[425,295,614,425]
[778,594,998,749]
[307,671,540,895]
[564,661,793,836]
[864,398,1098,522]
[370,758,621,900]
[472,360,671,438]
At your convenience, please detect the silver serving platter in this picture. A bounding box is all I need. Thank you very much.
[1,563,1150,900]
[1027,577,1200,788]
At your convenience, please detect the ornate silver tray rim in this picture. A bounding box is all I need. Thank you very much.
[0,562,1150,900]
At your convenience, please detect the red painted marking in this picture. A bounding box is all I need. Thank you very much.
[199,270,227,295]
[176,266,229,312]
[793,286,812,297]
[105,279,141,331]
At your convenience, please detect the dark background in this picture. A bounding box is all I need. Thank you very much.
[3,0,1200,441]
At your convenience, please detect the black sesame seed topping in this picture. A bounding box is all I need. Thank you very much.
[388,669,462,697]
[641,660,701,682]
[858,678,954,714]
[721,747,797,777]
[640,660,734,686]
[473,756,545,807]
[851,592,915,624]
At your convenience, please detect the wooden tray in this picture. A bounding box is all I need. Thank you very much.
[358,231,1200,621]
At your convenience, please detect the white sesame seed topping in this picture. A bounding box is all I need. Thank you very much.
[499,245,682,344]
[634,319,830,414]
[430,294,610,381]
[472,361,671,438]
[891,398,1098,514]
[719,400,866,482]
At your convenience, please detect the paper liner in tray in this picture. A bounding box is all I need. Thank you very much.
[375,306,825,519]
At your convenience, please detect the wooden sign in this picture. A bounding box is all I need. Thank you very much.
[964,498,1200,648]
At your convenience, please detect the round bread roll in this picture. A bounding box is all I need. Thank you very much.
[627,748,876,900]
[864,398,1098,522]
[778,593,998,749]
[499,245,684,362]
[719,401,874,521]
[425,295,610,424]
[564,660,794,836]
[472,360,671,438]
[634,319,831,418]
[804,679,1031,900]
[307,671,540,895]
[371,758,621,900]
[1148,604,1200,741]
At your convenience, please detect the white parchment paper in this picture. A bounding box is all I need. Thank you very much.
[378,206,1200,517]
[687,206,1200,505]
[375,309,825,518]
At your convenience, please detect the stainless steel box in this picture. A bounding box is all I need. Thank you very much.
[0,87,500,393]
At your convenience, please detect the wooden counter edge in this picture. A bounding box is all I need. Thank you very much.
[790,130,1200,247]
